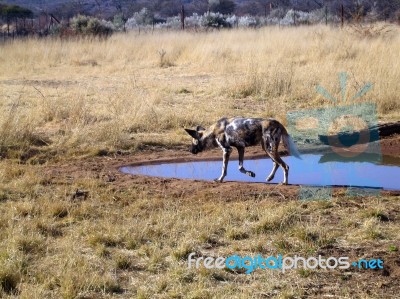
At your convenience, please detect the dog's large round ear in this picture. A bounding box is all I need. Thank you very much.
[185,128,198,139]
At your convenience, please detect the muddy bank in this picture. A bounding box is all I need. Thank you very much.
[43,133,400,201]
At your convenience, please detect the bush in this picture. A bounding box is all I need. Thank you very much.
[70,15,114,37]
[201,12,230,28]
[185,13,203,28]
[113,13,127,31]
[238,15,258,27]
[133,8,154,26]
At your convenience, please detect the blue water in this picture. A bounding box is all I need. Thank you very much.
[120,154,400,191]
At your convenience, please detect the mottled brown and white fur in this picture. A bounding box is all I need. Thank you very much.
[185,117,301,184]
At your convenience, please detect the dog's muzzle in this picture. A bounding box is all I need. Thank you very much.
[190,145,200,155]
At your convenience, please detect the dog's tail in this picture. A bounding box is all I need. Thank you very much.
[280,125,302,159]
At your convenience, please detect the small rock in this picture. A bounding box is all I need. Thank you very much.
[71,189,89,201]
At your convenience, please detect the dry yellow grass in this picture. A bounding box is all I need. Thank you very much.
[0,165,398,298]
[0,25,400,298]
[1,25,399,156]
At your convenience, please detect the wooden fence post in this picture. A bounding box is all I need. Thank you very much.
[181,5,185,30]
[293,10,296,26]
[325,6,328,25]
[341,4,344,28]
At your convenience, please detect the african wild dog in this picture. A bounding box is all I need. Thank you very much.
[185,117,301,184]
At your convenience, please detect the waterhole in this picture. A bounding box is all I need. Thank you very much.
[120,154,400,191]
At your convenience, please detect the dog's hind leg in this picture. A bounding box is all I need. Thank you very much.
[263,142,279,182]
[237,147,255,178]
[263,132,289,185]
[270,149,289,185]
[266,159,279,182]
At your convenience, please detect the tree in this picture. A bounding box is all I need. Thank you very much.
[375,0,400,20]
[185,0,209,15]
[209,0,235,15]
[55,1,86,19]
[236,1,265,16]
[0,4,33,34]
[156,0,182,17]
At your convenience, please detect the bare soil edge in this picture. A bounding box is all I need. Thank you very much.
[43,133,400,199]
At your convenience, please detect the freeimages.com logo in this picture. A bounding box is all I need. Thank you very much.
[188,252,383,274]
[286,72,382,200]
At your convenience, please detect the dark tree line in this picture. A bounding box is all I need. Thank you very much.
[0,4,33,33]
[1,0,400,21]
[99,0,400,21]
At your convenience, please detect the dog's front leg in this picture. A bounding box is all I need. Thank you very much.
[215,147,232,183]
[237,147,256,178]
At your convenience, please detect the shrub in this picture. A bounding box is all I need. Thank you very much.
[185,13,203,28]
[70,15,114,37]
[113,13,127,31]
[201,12,230,28]
[238,15,258,27]
[133,8,154,26]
